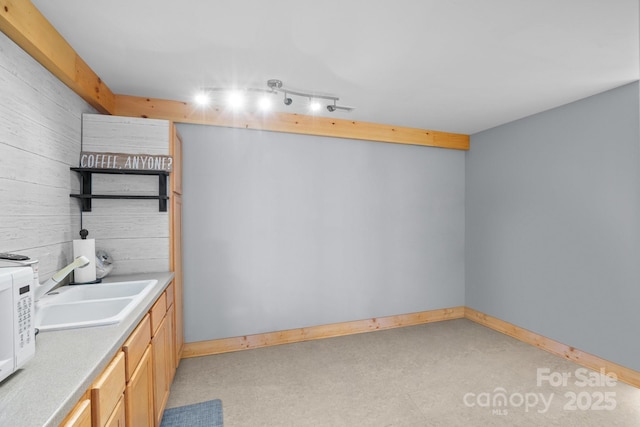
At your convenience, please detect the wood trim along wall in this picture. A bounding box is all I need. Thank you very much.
[181,307,466,358]
[464,307,640,388]
[114,95,470,150]
[182,306,640,389]
[0,0,115,113]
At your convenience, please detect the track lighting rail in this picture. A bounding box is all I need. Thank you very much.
[198,79,355,113]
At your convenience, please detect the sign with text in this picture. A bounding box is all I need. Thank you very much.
[79,151,173,172]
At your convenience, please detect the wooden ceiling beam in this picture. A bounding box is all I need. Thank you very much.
[114,95,470,150]
[0,0,115,113]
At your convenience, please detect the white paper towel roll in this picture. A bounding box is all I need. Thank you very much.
[73,238,96,283]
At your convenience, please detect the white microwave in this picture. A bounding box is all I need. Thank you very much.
[0,267,35,383]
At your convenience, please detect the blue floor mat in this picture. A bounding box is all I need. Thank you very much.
[160,399,223,427]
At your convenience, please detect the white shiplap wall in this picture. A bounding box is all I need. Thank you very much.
[0,31,95,280]
[80,114,170,275]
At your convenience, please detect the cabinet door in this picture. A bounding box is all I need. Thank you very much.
[171,193,184,364]
[62,398,92,427]
[92,352,126,427]
[166,303,176,384]
[152,316,170,426]
[126,345,154,427]
[104,395,125,427]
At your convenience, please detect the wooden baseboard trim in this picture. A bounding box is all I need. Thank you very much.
[180,305,640,389]
[464,307,640,388]
[181,306,465,358]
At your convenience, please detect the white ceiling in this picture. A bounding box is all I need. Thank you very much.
[33,0,639,134]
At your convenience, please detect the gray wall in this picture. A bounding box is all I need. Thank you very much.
[178,124,465,342]
[0,31,94,280]
[466,82,640,371]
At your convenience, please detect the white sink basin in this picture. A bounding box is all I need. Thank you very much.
[36,298,134,331]
[35,280,158,331]
[42,280,155,304]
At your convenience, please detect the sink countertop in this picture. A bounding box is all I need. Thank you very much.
[0,271,175,427]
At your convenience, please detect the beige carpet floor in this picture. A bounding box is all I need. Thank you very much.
[166,319,640,426]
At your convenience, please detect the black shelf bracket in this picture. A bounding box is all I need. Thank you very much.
[70,168,170,212]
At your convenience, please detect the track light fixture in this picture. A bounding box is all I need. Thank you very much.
[196,79,354,114]
[267,79,354,112]
[327,100,354,112]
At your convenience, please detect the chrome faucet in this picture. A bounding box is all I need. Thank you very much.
[35,256,90,301]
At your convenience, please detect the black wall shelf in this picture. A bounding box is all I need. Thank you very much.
[70,167,169,212]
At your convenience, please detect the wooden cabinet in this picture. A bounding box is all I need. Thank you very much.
[125,346,153,427]
[60,281,180,427]
[152,315,170,426]
[171,194,184,365]
[165,286,177,384]
[170,123,184,365]
[166,303,176,384]
[91,352,125,427]
[123,314,153,427]
[62,398,92,427]
[150,291,176,426]
[165,282,176,381]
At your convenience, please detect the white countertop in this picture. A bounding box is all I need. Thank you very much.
[0,271,175,427]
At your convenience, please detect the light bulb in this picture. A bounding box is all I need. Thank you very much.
[194,92,210,106]
[258,96,272,111]
[226,91,245,110]
[309,100,321,112]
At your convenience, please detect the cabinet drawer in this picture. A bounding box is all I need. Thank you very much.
[123,314,151,381]
[166,281,175,308]
[92,352,126,427]
[61,398,91,427]
[150,292,167,336]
